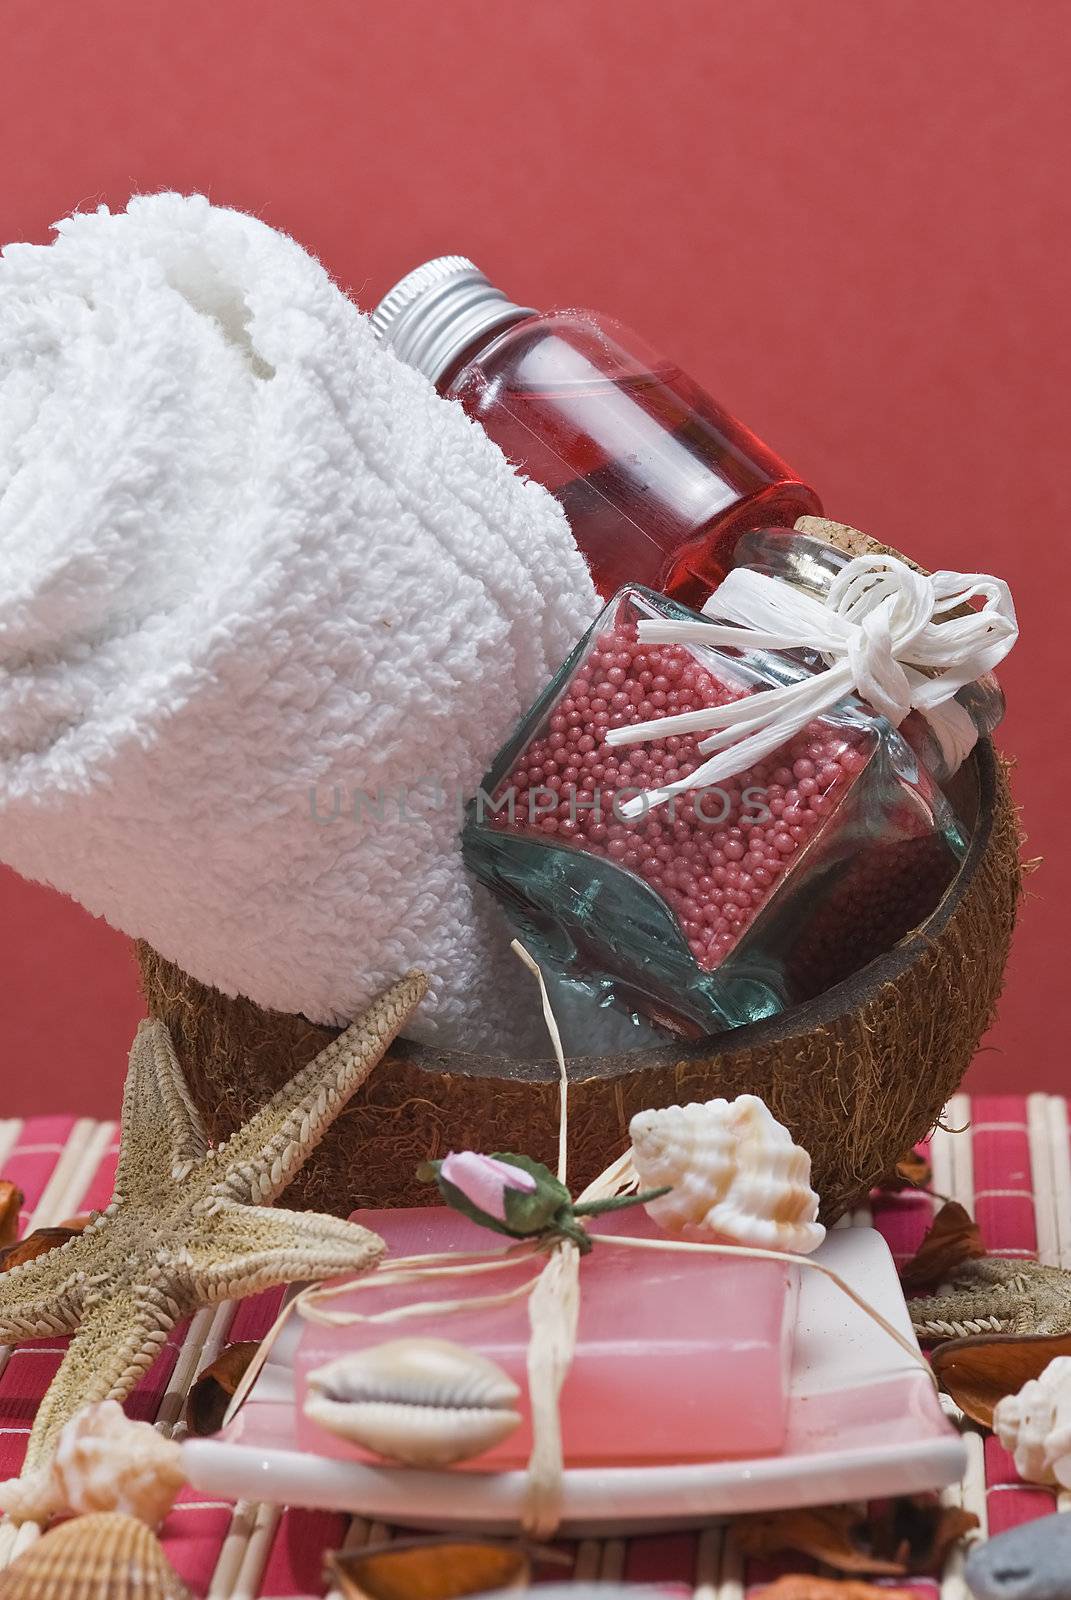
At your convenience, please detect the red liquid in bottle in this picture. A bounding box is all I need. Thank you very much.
[445,315,821,605]
[373,262,821,604]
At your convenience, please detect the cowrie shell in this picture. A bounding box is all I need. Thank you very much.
[304,1337,522,1467]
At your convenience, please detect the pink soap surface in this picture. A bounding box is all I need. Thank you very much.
[293,1206,797,1469]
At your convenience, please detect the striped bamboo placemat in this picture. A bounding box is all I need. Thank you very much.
[0,1096,1066,1597]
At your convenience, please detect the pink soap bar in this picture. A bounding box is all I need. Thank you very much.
[293,1206,797,1469]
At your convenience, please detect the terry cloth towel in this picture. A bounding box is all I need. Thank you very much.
[0,194,599,1053]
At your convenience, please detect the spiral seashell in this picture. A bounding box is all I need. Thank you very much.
[0,1511,191,1600]
[629,1093,825,1254]
[304,1337,522,1467]
[993,1355,1071,1487]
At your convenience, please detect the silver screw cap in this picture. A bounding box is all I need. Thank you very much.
[370,256,533,387]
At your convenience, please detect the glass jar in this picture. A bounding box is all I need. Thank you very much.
[462,577,968,1039]
[372,257,821,606]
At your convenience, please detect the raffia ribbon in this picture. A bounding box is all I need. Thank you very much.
[224,941,937,1537]
[607,552,1017,816]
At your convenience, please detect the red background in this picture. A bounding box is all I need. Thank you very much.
[0,1,1067,1115]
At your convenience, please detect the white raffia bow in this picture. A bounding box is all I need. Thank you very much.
[606,554,1018,817]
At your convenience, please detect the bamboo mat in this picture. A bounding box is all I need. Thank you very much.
[0,1095,1067,1598]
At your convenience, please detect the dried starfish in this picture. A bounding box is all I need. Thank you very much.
[909,1258,1071,1341]
[0,971,426,1491]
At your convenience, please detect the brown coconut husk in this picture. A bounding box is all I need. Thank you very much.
[135,521,1023,1224]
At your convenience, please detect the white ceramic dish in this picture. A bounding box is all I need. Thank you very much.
[181,1228,964,1536]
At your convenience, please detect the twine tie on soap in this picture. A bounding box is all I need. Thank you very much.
[605,554,1018,816]
[224,940,939,1537]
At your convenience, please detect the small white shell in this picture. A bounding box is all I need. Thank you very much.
[304,1337,522,1467]
[993,1356,1071,1488]
[629,1093,825,1255]
[0,1400,184,1526]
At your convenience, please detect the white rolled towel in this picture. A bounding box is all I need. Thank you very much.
[0,194,599,1051]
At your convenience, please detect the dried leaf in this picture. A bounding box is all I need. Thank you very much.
[868,1495,979,1572]
[917,1504,980,1570]
[898,1201,986,1293]
[186,1342,260,1436]
[736,1497,978,1579]
[0,1225,82,1272]
[753,1581,917,1600]
[0,1181,23,1247]
[932,1333,1071,1427]
[327,1538,529,1600]
[733,1507,905,1576]
[878,1149,933,1192]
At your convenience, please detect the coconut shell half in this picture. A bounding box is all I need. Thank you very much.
[136,725,1020,1227]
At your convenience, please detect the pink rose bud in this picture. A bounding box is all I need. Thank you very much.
[440,1151,538,1222]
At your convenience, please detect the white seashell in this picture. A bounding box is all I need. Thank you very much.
[0,1400,184,1526]
[304,1337,522,1467]
[993,1356,1071,1488]
[629,1093,825,1255]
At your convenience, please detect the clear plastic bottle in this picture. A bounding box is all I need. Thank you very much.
[372,257,822,605]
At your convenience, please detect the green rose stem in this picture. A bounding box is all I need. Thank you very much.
[417,1152,669,1255]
